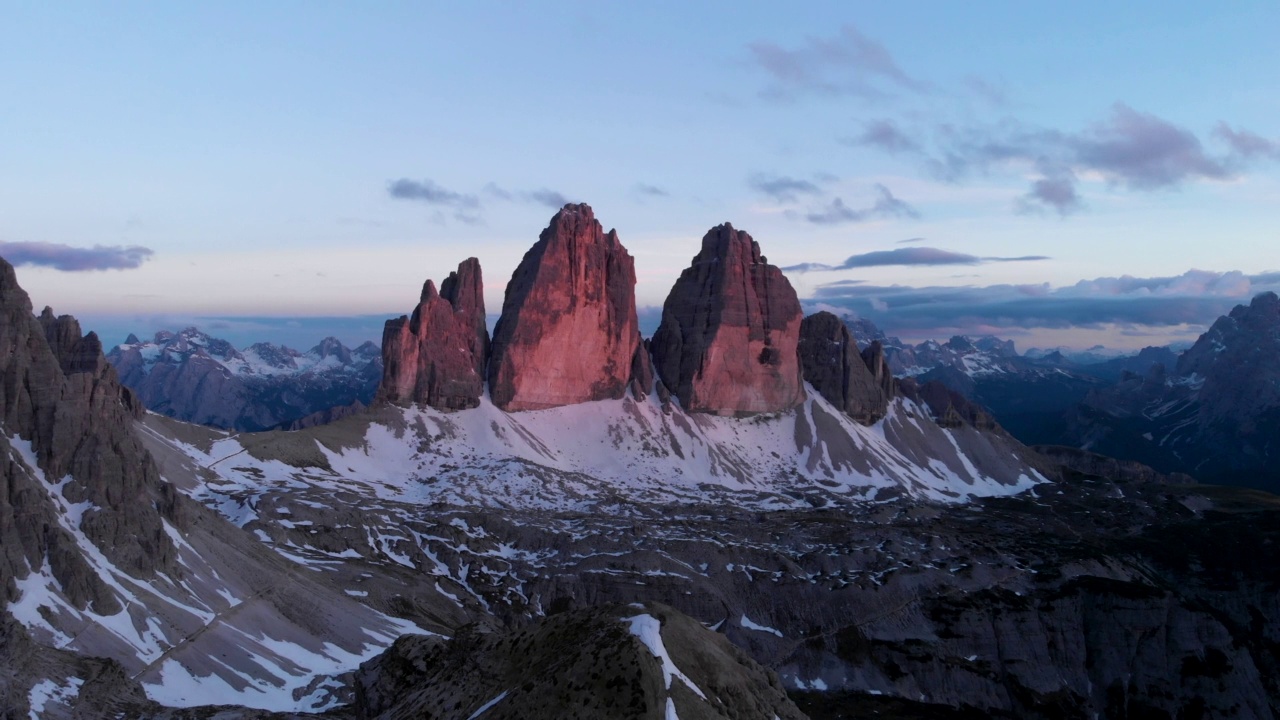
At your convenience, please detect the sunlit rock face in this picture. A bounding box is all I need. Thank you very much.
[651,223,804,416]
[487,204,640,412]
[380,257,489,410]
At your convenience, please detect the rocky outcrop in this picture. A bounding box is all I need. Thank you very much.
[0,258,181,616]
[353,602,805,720]
[488,204,640,411]
[108,329,382,431]
[1031,445,1196,484]
[799,311,889,424]
[650,223,804,416]
[861,341,896,403]
[380,257,489,410]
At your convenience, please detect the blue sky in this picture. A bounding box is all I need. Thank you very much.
[3,2,1278,350]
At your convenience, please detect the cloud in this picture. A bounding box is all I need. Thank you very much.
[387,178,479,208]
[526,189,573,208]
[850,119,920,154]
[1214,123,1280,160]
[807,269,1280,333]
[860,104,1270,215]
[748,173,823,202]
[484,184,575,209]
[895,237,927,244]
[1071,104,1229,189]
[749,24,928,100]
[805,184,919,225]
[634,183,670,198]
[1016,173,1083,216]
[0,242,154,271]
[783,246,1049,272]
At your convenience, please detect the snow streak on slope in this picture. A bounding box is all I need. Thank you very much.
[158,389,1042,517]
[3,435,429,712]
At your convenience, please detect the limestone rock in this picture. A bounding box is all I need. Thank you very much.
[799,311,888,424]
[488,204,639,411]
[380,257,489,410]
[352,602,806,720]
[650,223,804,415]
[861,340,896,402]
[0,257,181,616]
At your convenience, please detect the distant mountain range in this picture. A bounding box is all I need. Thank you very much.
[107,328,381,431]
[840,294,1280,491]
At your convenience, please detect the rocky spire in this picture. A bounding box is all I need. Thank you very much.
[798,311,889,424]
[487,204,640,411]
[649,223,804,415]
[379,257,490,410]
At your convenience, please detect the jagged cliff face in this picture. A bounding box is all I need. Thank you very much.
[380,257,489,410]
[488,204,641,411]
[1064,292,1280,490]
[108,328,381,431]
[651,223,804,415]
[0,262,181,616]
[799,311,889,425]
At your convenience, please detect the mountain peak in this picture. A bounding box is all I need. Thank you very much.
[487,207,639,411]
[651,223,803,415]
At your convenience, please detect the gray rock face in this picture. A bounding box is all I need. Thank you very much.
[379,257,489,410]
[799,311,888,425]
[0,259,181,616]
[1063,291,1280,490]
[353,602,806,720]
[488,204,640,411]
[108,328,381,431]
[650,223,804,415]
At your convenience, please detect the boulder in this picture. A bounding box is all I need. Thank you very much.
[650,223,804,415]
[487,204,639,411]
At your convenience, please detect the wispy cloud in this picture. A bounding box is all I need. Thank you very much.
[634,183,670,198]
[748,173,824,202]
[853,104,1279,217]
[805,184,919,225]
[1214,122,1280,160]
[849,119,919,154]
[749,24,929,100]
[783,246,1048,272]
[0,242,154,271]
[387,178,479,208]
[526,189,573,208]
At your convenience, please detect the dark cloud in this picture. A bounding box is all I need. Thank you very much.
[783,246,1048,273]
[482,184,575,209]
[1016,173,1083,216]
[895,237,927,244]
[1214,123,1280,160]
[1071,104,1229,189]
[850,119,920,154]
[0,242,154,271]
[749,173,823,202]
[526,189,573,208]
[387,179,479,208]
[634,183,670,198]
[749,25,928,100]
[806,269,1280,333]
[805,184,919,225]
